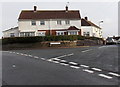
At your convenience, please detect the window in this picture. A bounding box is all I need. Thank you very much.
[69,32,77,35]
[40,21,45,25]
[38,32,45,36]
[10,33,15,37]
[65,20,70,25]
[20,32,35,37]
[31,21,36,25]
[57,20,62,25]
[56,32,64,36]
[83,32,90,36]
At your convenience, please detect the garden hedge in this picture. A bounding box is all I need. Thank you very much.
[2,35,102,45]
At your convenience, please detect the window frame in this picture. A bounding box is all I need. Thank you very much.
[31,21,36,25]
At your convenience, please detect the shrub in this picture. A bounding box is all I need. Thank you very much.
[2,35,102,45]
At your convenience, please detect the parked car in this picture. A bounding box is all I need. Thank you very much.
[106,37,117,45]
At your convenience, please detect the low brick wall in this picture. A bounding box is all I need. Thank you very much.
[2,40,104,50]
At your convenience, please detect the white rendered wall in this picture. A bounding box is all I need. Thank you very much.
[3,28,19,38]
[18,19,81,32]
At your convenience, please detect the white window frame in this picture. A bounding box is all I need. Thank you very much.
[31,21,36,25]
[68,31,78,35]
[65,20,70,25]
[40,20,45,25]
[56,31,65,36]
[38,31,46,36]
[57,20,62,25]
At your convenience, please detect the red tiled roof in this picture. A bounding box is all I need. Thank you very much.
[81,18,101,29]
[18,10,81,20]
[67,26,80,30]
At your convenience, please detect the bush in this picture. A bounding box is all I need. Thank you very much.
[2,35,102,45]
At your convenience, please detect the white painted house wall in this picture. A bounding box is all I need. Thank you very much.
[3,28,19,38]
[18,19,81,36]
[81,26,102,38]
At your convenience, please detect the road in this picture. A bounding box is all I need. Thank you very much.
[2,45,120,85]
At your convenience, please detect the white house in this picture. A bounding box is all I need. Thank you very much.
[3,6,103,38]
[81,17,102,38]
[3,27,19,38]
[18,6,81,37]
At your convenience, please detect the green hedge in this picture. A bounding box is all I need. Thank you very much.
[2,35,102,45]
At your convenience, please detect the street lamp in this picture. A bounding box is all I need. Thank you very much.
[99,21,104,28]
[99,21,103,38]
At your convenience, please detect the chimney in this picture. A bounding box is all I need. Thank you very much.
[34,6,37,12]
[65,6,68,12]
[85,17,88,20]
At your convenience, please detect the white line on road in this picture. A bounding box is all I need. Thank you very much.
[69,62,78,65]
[28,55,33,57]
[91,68,102,71]
[12,52,16,53]
[81,49,92,53]
[24,54,28,56]
[41,58,46,60]
[98,74,113,79]
[80,64,89,68]
[83,69,94,73]
[52,53,74,59]
[34,56,39,59]
[70,66,80,69]
[52,58,61,61]
[108,72,120,77]
[20,53,24,55]
[52,61,60,64]
[16,53,20,54]
[60,60,67,62]
[60,63,69,66]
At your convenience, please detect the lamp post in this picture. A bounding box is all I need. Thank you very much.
[99,21,104,28]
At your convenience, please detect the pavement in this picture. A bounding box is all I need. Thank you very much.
[2,45,120,85]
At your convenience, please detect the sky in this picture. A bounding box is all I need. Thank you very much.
[0,0,119,38]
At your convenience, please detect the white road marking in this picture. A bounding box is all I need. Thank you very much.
[83,69,94,73]
[12,65,16,68]
[12,52,16,53]
[98,74,112,79]
[60,63,69,66]
[51,53,74,59]
[16,53,20,54]
[81,49,92,53]
[52,61,60,64]
[60,60,67,62]
[69,62,78,65]
[80,64,89,68]
[108,72,120,77]
[9,52,12,53]
[28,55,33,57]
[24,54,28,56]
[41,58,46,60]
[20,53,24,55]
[98,46,107,49]
[34,56,39,59]
[52,58,61,61]
[70,66,80,69]
[47,59,53,62]
[91,68,102,71]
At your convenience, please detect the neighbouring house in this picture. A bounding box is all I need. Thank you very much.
[3,27,19,38]
[18,6,81,37]
[81,17,102,38]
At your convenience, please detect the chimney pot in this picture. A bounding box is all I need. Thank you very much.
[34,6,37,12]
[85,17,88,20]
[65,6,68,12]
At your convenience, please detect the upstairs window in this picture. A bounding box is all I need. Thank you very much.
[31,21,36,25]
[40,21,45,25]
[65,20,70,25]
[57,20,62,25]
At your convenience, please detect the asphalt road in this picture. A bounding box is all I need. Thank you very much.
[2,45,120,85]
